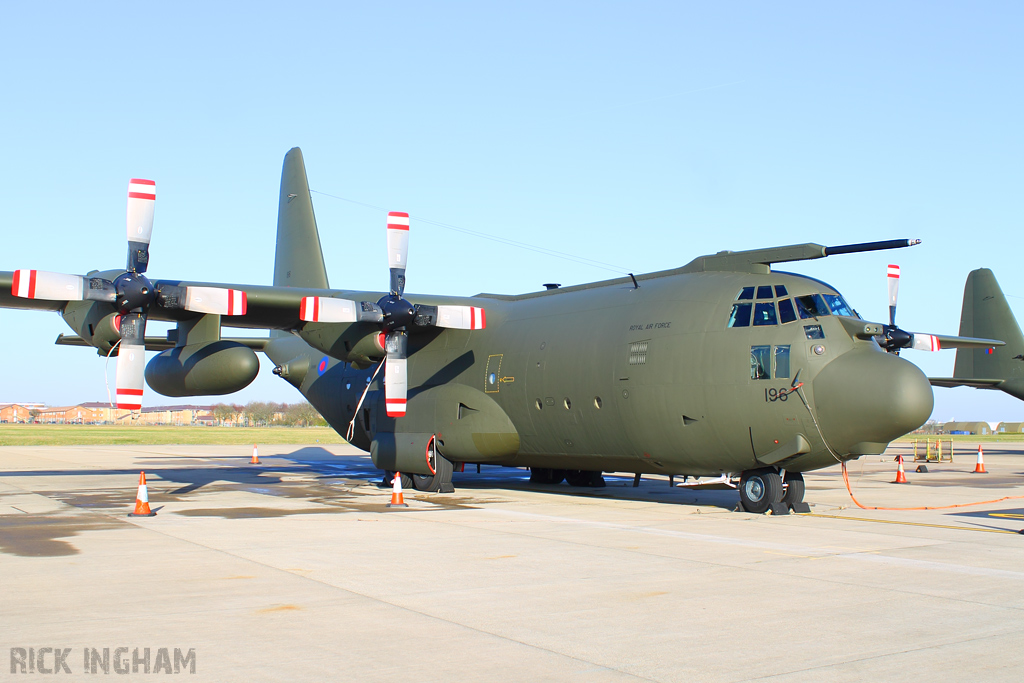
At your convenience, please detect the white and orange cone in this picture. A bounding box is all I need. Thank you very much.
[387,471,409,508]
[250,444,261,465]
[973,445,987,474]
[128,471,156,517]
[893,455,908,484]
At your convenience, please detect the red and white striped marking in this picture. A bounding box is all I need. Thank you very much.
[11,269,36,298]
[887,264,900,279]
[127,178,156,201]
[227,289,247,316]
[436,305,487,330]
[387,211,410,231]
[299,297,357,323]
[116,388,143,411]
[912,334,941,352]
[116,343,146,410]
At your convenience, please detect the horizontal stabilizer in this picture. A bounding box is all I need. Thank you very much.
[928,377,1003,389]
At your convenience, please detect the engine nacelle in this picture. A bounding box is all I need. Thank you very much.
[145,341,259,397]
[61,300,121,354]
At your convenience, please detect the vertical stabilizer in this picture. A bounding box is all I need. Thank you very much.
[273,148,329,289]
[953,269,1024,397]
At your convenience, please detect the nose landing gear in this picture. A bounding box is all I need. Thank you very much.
[738,468,807,514]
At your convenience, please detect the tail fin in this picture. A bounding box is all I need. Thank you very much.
[273,148,329,289]
[951,268,1024,399]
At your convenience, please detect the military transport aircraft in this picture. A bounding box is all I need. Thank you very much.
[930,268,1024,401]
[0,148,1003,514]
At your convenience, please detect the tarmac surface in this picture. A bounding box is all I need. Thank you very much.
[1,440,1023,682]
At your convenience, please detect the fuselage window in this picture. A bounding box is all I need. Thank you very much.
[795,294,831,319]
[774,285,788,297]
[750,345,771,380]
[737,287,755,300]
[752,302,777,326]
[803,324,825,340]
[774,345,791,378]
[778,298,797,324]
[756,285,773,299]
[728,303,753,327]
[822,293,854,317]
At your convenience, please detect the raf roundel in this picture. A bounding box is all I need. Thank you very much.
[318,356,329,376]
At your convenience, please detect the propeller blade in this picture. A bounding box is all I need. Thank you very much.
[910,333,1005,350]
[910,333,940,352]
[180,287,247,316]
[126,179,156,273]
[115,312,147,410]
[435,305,487,330]
[887,264,899,327]
[384,331,407,417]
[12,270,85,301]
[300,297,357,323]
[387,211,409,297]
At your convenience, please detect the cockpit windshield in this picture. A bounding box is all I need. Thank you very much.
[727,286,857,328]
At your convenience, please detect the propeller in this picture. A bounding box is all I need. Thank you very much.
[298,211,488,417]
[879,264,952,354]
[11,179,248,409]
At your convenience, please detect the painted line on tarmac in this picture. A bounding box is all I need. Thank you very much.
[806,512,1022,535]
[484,509,1024,581]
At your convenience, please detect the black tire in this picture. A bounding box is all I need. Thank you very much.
[565,470,605,487]
[739,469,783,514]
[530,468,566,485]
[782,471,805,505]
[412,453,454,492]
[383,471,413,489]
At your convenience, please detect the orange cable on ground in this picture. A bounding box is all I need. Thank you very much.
[841,462,1024,511]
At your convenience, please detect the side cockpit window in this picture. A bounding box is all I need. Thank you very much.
[750,345,771,379]
[778,298,796,324]
[795,294,831,318]
[822,293,854,317]
[728,303,753,327]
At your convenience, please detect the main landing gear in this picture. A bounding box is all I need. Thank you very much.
[738,468,807,514]
[530,468,606,487]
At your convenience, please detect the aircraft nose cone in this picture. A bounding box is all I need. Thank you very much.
[811,350,933,454]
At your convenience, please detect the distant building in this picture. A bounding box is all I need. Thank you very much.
[997,422,1024,434]
[941,421,992,435]
[0,404,33,423]
[132,405,215,426]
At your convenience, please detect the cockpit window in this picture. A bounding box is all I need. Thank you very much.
[737,287,755,300]
[750,345,771,380]
[728,303,752,327]
[778,298,797,324]
[752,302,777,326]
[822,293,854,317]
[794,294,831,318]
[774,285,788,297]
[756,285,773,299]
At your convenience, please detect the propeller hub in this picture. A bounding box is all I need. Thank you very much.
[881,325,913,353]
[113,271,156,314]
[378,295,416,331]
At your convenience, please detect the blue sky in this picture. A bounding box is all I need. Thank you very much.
[1,2,1022,421]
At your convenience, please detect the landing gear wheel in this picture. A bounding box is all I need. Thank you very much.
[739,469,783,514]
[782,471,805,506]
[412,453,454,493]
[530,468,566,485]
[565,470,606,487]
[383,471,413,489]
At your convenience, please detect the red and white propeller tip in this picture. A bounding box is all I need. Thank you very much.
[126,178,156,246]
[11,270,82,300]
[183,287,248,316]
[115,344,145,410]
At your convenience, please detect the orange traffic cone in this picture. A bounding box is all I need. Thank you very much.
[893,455,908,484]
[387,471,409,508]
[973,445,987,474]
[250,444,261,465]
[128,471,157,517]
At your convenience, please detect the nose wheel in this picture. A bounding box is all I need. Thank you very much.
[738,469,807,514]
